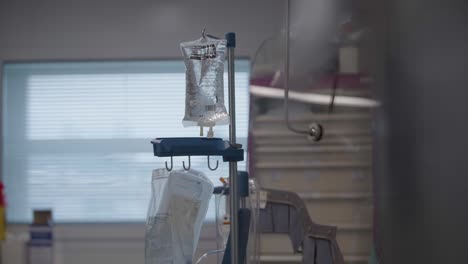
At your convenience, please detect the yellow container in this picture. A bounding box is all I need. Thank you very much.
[0,206,6,241]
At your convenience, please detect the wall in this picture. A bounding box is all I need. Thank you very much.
[0,0,285,263]
[373,0,468,263]
[0,0,284,61]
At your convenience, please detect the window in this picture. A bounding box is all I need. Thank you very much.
[2,60,249,223]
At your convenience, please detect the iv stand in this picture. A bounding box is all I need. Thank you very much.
[226,32,240,264]
[151,32,244,264]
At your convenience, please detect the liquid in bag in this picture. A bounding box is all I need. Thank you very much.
[180,35,230,128]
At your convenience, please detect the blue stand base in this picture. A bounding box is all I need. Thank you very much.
[222,208,251,264]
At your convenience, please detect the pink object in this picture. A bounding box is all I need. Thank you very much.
[250,73,371,91]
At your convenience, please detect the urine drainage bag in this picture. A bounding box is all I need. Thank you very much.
[180,36,229,128]
[145,168,214,264]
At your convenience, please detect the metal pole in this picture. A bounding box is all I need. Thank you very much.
[226,32,239,264]
[240,197,246,209]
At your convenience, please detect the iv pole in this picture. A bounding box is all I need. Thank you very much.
[226,32,240,264]
[151,32,244,264]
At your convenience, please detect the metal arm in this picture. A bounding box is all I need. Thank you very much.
[284,0,324,141]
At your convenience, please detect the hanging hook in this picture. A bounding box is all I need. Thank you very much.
[207,156,219,171]
[183,156,191,171]
[202,28,206,39]
[165,156,173,171]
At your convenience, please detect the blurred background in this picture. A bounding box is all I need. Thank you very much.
[1,0,468,263]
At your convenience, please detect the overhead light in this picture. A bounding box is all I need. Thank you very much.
[250,85,380,108]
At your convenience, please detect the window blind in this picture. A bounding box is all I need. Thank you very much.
[2,60,249,223]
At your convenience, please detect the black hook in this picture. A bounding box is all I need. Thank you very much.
[183,156,191,171]
[165,156,173,171]
[207,156,219,171]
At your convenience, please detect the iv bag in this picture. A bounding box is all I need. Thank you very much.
[145,168,214,264]
[180,36,230,128]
